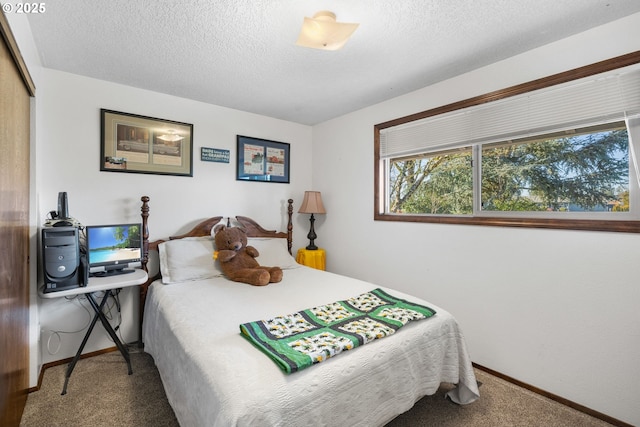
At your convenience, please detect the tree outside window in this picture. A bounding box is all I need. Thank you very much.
[388,124,629,216]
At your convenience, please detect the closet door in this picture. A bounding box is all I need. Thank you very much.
[0,12,35,427]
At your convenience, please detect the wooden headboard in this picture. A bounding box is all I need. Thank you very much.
[137,196,294,335]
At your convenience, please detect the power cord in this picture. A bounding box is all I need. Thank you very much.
[43,295,92,355]
[43,289,124,355]
[99,288,124,343]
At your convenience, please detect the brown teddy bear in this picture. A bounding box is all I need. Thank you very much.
[213,224,283,286]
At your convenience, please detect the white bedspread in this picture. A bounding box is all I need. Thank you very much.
[143,265,479,426]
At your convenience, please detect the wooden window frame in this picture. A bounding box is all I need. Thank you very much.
[374,50,640,233]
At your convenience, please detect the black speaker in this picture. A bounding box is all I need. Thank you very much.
[42,226,85,292]
[57,191,69,219]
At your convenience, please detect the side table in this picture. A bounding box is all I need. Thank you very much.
[296,248,326,270]
[39,268,148,394]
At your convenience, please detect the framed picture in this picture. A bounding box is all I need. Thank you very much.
[236,135,290,183]
[100,109,193,176]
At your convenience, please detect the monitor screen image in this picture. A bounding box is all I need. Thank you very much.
[86,223,142,275]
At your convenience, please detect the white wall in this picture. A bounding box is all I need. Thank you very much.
[34,69,312,369]
[312,13,640,426]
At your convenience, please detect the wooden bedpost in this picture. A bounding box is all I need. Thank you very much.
[139,195,150,344]
[287,199,293,255]
[141,196,150,273]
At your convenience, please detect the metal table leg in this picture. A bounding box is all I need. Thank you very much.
[61,289,132,395]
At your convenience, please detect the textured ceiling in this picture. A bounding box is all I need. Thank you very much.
[27,1,640,125]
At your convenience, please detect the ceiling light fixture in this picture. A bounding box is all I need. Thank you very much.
[295,11,359,51]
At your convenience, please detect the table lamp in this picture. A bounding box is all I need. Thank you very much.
[298,191,326,250]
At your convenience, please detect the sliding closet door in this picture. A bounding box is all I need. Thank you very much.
[0,12,34,427]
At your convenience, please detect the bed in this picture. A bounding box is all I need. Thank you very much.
[138,196,479,426]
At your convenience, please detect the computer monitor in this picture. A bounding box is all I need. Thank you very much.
[86,223,142,276]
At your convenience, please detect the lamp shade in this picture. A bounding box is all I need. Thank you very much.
[295,11,359,51]
[298,191,326,214]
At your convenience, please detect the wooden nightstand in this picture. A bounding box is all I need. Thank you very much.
[296,248,326,270]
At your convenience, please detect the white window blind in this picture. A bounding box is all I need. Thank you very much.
[380,65,640,159]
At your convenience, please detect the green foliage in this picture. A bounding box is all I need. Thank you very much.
[113,225,140,249]
[613,190,630,212]
[390,129,629,214]
[390,152,472,214]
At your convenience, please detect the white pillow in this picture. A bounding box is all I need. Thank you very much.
[248,238,299,269]
[158,237,222,284]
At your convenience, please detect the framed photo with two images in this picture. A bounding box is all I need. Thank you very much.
[236,135,290,183]
[100,109,193,177]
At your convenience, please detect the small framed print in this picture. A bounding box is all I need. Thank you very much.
[100,109,193,176]
[201,147,230,163]
[236,135,290,183]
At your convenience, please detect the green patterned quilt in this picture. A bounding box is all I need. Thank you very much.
[239,288,436,374]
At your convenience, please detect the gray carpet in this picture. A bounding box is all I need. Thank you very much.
[20,349,614,427]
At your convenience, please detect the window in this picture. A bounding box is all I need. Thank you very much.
[481,124,629,215]
[390,149,472,215]
[375,52,640,232]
